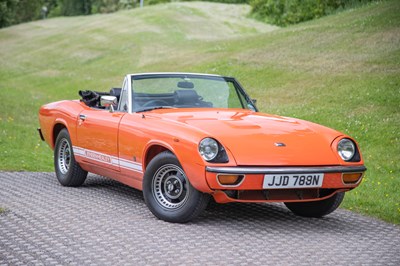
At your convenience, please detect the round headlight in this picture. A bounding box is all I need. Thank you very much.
[338,138,355,161]
[199,138,219,161]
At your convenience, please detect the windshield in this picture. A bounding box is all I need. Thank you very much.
[130,74,256,112]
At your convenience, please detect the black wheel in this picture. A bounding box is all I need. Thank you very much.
[284,192,345,218]
[143,151,209,223]
[54,128,87,187]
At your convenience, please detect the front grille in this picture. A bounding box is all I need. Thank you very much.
[223,189,338,201]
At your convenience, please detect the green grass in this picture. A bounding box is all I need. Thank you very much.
[0,1,399,224]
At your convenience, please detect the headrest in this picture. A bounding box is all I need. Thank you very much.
[174,90,199,104]
[110,88,122,100]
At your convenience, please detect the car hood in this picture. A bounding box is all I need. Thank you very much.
[147,109,342,166]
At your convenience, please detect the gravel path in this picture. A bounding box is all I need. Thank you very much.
[1,172,399,265]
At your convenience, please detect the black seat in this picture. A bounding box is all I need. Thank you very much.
[174,90,199,106]
[110,88,122,101]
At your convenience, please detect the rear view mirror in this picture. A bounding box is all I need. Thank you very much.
[177,81,194,89]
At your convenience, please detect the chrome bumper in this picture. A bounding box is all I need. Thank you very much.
[206,165,367,174]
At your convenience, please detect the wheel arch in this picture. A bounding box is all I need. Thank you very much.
[143,144,172,171]
[52,123,67,147]
[51,118,76,150]
[142,141,212,193]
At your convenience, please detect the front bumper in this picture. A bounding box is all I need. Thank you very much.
[205,165,366,203]
[206,165,367,174]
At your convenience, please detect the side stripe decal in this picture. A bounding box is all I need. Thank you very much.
[73,146,143,173]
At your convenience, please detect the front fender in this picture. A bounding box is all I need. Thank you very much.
[143,139,213,193]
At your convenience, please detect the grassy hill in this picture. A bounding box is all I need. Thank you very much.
[0,1,399,224]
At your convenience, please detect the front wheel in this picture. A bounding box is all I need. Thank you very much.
[54,128,87,187]
[284,192,345,218]
[143,151,209,223]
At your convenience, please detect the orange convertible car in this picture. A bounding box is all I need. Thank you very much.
[38,73,366,223]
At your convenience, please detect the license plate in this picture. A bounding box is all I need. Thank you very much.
[263,173,324,189]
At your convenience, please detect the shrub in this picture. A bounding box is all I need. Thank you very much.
[184,0,249,3]
[147,0,171,5]
[250,0,375,26]
[60,0,92,16]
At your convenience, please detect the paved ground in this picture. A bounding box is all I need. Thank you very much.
[0,172,399,265]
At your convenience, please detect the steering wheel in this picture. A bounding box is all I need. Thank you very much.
[142,100,170,107]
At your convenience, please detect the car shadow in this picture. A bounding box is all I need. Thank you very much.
[80,174,363,234]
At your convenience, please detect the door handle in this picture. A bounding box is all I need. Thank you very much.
[79,114,87,121]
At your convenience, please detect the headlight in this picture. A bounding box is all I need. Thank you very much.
[198,138,229,163]
[199,138,219,161]
[337,138,355,161]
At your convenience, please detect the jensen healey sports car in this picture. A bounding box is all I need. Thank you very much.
[38,73,366,223]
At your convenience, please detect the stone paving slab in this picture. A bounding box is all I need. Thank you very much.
[0,172,399,265]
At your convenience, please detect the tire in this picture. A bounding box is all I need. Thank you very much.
[54,128,87,187]
[284,192,345,218]
[143,151,209,223]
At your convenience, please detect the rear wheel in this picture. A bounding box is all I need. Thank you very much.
[54,129,87,186]
[143,151,209,223]
[284,192,345,218]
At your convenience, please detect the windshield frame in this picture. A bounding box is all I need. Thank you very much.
[126,73,258,113]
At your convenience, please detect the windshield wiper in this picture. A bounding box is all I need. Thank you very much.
[135,106,175,113]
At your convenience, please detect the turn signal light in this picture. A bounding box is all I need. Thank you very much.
[342,173,363,184]
[217,175,244,186]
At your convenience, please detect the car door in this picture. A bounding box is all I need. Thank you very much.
[75,78,131,171]
[75,108,124,172]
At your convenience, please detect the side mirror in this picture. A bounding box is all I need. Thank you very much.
[251,99,257,105]
[100,95,117,112]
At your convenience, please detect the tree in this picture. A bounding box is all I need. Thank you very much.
[60,0,92,16]
[15,0,43,22]
[0,0,18,28]
[0,0,44,28]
